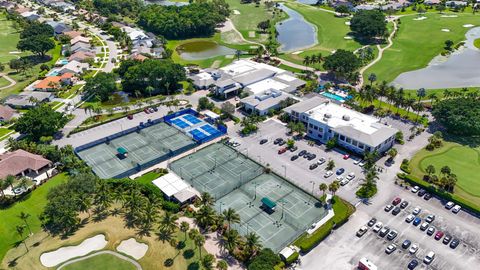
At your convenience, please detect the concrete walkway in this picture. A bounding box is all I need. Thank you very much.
[56,250,142,270]
[0,73,16,90]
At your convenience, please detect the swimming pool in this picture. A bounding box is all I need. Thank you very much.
[321,92,352,102]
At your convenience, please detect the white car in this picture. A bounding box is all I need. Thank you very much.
[405,214,415,223]
[423,251,435,264]
[452,205,461,213]
[353,159,361,165]
[317,157,326,165]
[340,178,349,186]
[445,201,455,209]
[358,161,366,167]
[409,243,419,254]
[385,244,397,254]
[420,222,429,231]
[412,207,422,215]
[356,226,368,237]
[324,171,333,178]
[411,186,420,193]
[372,222,383,233]
[346,172,355,180]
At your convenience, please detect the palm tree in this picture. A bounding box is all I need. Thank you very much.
[368,73,377,86]
[427,93,438,105]
[222,208,240,231]
[180,221,190,241]
[5,175,15,191]
[18,212,32,235]
[16,225,28,252]
[387,148,398,161]
[196,206,217,229]
[440,166,451,176]
[326,159,335,171]
[328,181,340,196]
[94,181,113,212]
[199,192,214,207]
[216,260,228,270]
[159,212,178,233]
[84,103,95,117]
[386,86,397,112]
[319,183,328,196]
[157,228,174,244]
[221,229,241,254]
[194,233,206,259]
[141,200,159,232]
[244,232,262,258]
[302,55,311,66]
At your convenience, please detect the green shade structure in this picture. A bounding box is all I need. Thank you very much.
[261,197,276,211]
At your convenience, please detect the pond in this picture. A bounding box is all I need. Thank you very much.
[103,92,130,106]
[392,27,480,89]
[144,0,189,6]
[296,0,319,4]
[177,41,236,61]
[276,3,317,52]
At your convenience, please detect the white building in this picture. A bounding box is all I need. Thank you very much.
[285,97,398,154]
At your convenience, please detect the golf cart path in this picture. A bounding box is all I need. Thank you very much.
[0,73,16,90]
[56,250,142,270]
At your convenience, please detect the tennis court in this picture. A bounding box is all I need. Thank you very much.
[77,122,196,179]
[169,143,326,252]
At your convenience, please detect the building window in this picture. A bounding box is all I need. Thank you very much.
[352,140,358,147]
[319,128,323,132]
[339,135,345,141]
[308,123,313,128]
[366,146,371,152]
[313,126,318,130]
[358,143,364,149]
[346,137,351,143]
[308,130,312,134]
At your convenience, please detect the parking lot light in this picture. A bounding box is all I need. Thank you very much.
[281,164,287,177]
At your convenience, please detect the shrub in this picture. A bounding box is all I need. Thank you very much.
[284,251,299,265]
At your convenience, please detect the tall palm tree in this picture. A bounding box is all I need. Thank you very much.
[394,88,405,114]
[141,200,159,232]
[196,206,217,229]
[222,208,240,231]
[386,86,397,112]
[5,175,15,191]
[16,225,28,252]
[199,192,214,207]
[244,232,262,258]
[328,181,340,196]
[194,233,206,259]
[427,93,438,105]
[221,229,241,254]
[319,183,328,197]
[94,181,113,212]
[180,221,190,242]
[159,212,178,233]
[368,73,377,86]
[18,212,32,235]
[157,228,174,244]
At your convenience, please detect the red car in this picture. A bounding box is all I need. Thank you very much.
[278,148,287,154]
[343,154,350,160]
[435,231,444,240]
[144,108,150,114]
[127,114,133,120]
[392,197,402,206]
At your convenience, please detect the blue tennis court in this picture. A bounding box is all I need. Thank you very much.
[200,124,218,135]
[171,118,190,129]
[189,129,208,141]
[183,114,202,125]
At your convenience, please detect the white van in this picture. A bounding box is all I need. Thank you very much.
[423,251,435,264]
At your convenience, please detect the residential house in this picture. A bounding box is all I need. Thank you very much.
[70,42,93,54]
[46,20,71,35]
[63,30,83,39]
[33,73,75,91]
[70,36,91,46]
[0,105,19,122]
[68,51,95,62]
[284,97,398,154]
[4,92,54,109]
[58,60,89,74]
[0,149,53,179]
[20,11,40,21]
[50,1,75,12]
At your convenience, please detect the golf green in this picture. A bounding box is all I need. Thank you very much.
[60,253,137,270]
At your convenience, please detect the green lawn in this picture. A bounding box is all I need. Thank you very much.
[0,12,26,63]
[474,38,480,49]
[61,253,137,270]
[410,141,480,207]
[134,171,162,185]
[365,12,479,83]
[0,173,68,261]
[0,76,11,88]
[0,127,13,139]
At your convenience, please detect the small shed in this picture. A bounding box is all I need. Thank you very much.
[117,147,128,157]
[202,110,220,121]
[261,197,276,212]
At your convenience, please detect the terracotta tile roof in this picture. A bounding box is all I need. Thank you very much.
[68,51,95,61]
[35,76,62,90]
[0,105,17,121]
[63,31,83,39]
[0,149,52,178]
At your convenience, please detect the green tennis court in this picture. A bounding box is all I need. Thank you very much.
[77,122,196,178]
[170,143,326,252]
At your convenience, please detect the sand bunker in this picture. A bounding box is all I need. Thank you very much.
[441,15,458,18]
[9,51,21,54]
[292,51,303,55]
[116,238,148,260]
[248,31,255,38]
[345,21,351,26]
[40,234,107,267]
[463,24,475,28]
[344,36,353,40]
[442,29,451,32]
[233,10,240,15]
[414,16,427,21]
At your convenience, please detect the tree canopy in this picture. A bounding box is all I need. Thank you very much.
[350,10,387,40]
[432,97,480,136]
[93,0,143,16]
[84,72,117,102]
[13,105,68,142]
[120,59,186,96]
[138,0,230,39]
[17,35,55,57]
[323,49,361,80]
[20,22,54,39]
[247,248,281,270]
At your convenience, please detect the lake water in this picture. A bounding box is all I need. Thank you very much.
[392,27,480,89]
[177,41,236,60]
[144,0,189,6]
[296,0,319,4]
[276,4,317,52]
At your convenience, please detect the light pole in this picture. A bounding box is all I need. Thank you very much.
[281,164,287,177]
[219,202,225,212]
[253,182,260,200]
[310,180,315,196]
[279,199,286,220]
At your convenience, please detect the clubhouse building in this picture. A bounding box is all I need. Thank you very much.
[285,97,398,154]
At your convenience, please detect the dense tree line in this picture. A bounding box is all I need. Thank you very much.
[118,59,186,97]
[432,97,480,136]
[138,0,230,39]
[92,0,143,16]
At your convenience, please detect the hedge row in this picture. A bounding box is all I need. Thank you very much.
[397,173,480,215]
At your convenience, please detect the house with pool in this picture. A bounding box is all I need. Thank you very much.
[285,97,398,154]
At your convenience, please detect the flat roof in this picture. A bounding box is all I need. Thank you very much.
[152,172,190,197]
[245,78,289,95]
[219,59,285,77]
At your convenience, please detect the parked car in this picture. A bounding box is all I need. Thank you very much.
[144,108,150,114]
[384,204,393,212]
[387,230,398,240]
[259,139,268,144]
[420,222,429,231]
[424,193,432,200]
[427,226,436,236]
[372,222,383,233]
[392,207,401,216]
[411,186,420,193]
[408,259,419,270]
[152,106,158,112]
[402,239,411,249]
[405,214,415,223]
[435,231,444,240]
[307,153,316,160]
[379,227,390,237]
[353,159,361,165]
[418,189,426,196]
[289,146,298,152]
[412,207,421,215]
[409,243,419,254]
[400,200,409,209]
[358,161,366,167]
[148,107,155,113]
[452,205,461,213]
[278,148,287,154]
[343,154,350,160]
[278,140,286,146]
[346,172,355,180]
[426,214,435,223]
[356,226,368,237]
[367,217,377,227]
[392,197,401,205]
[385,244,397,254]
[443,234,452,245]
[340,178,349,186]
[291,155,299,161]
[413,217,422,226]
[317,157,326,165]
[298,150,307,156]
[445,201,455,209]
[336,168,345,175]
[450,238,460,249]
[309,163,318,170]
[324,171,333,178]
[273,138,283,145]
[423,251,435,264]
[127,114,133,120]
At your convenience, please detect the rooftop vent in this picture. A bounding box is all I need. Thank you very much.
[324,113,332,118]
[342,115,350,121]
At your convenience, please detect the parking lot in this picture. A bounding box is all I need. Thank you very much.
[228,119,384,203]
[300,183,480,270]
